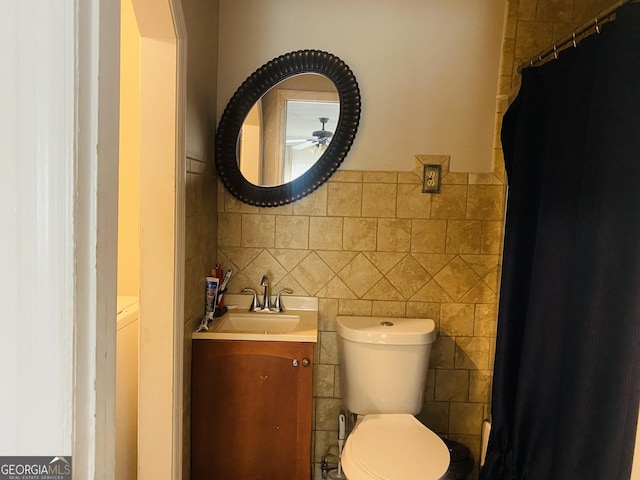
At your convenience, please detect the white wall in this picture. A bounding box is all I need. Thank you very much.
[217,0,506,173]
[1,0,77,455]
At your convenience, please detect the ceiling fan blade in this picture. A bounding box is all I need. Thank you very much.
[292,140,316,150]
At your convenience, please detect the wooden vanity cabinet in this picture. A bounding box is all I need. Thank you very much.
[191,339,314,480]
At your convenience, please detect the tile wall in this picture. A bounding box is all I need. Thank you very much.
[183,156,218,479]
[216,155,506,478]
[204,0,617,477]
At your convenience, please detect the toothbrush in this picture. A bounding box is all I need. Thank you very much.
[219,269,232,291]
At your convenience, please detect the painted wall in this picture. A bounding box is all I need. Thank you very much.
[217,0,507,173]
[181,0,220,478]
[118,0,141,297]
[0,0,77,456]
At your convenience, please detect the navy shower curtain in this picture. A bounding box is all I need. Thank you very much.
[480,4,640,480]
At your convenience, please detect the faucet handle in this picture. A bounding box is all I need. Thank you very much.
[241,288,261,311]
[274,288,293,312]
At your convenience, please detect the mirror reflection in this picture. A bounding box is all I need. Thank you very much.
[238,73,339,187]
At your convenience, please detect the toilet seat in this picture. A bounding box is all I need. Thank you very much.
[342,414,450,480]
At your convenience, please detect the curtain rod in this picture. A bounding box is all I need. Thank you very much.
[518,0,638,72]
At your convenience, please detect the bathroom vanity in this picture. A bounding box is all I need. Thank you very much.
[191,295,318,479]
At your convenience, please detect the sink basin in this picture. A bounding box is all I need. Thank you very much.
[216,312,301,334]
[192,294,318,343]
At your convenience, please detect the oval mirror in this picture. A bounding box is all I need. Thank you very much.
[215,50,361,207]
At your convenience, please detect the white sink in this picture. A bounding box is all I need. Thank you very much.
[216,312,301,333]
[192,294,318,343]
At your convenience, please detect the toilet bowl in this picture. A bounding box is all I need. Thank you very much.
[342,414,450,480]
[337,316,450,480]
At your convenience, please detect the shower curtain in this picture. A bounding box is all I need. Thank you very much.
[480,4,640,480]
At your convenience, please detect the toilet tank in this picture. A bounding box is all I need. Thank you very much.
[337,316,436,415]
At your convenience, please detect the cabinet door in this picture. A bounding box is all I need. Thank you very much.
[191,340,313,480]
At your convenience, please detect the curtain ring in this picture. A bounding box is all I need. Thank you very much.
[572,33,577,48]
[595,17,601,34]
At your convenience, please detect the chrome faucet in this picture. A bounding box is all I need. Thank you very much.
[242,275,293,313]
[260,275,272,311]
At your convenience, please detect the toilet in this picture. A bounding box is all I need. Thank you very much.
[337,316,450,480]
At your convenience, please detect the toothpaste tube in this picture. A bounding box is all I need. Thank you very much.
[205,276,219,319]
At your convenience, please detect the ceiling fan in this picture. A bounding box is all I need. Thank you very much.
[289,117,333,151]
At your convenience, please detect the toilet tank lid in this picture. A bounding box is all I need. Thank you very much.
[337,316,436,345]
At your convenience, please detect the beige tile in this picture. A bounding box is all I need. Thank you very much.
[430,335,455,369]
[412,253,457,277]
[343,218,377,251]
[309,217,343,250]
[441,303,475,336]
[338,253,382,297]
[320,331,339,365]
[460,280,497,304]
[469,369,493,403]
[431,185,468,219]
[460,254,501,277]
[441,172,469,185]
[474,304,498,337]
[329,170,363,183]
[268,248,309,271]
[411,220,447,253]
[537,0,574,22]
[260,203,293,216]
[363,171,397,183]
[241,214,275,248]
[315,277,358,300]
[518,0,538,21]
[185,215,202,261]
[363,252,405,274]
[397,184,431,219]
[316,251,358,274]
[410,279,455,303]
[446,220,482,254]
[433,257,481,301]
[217,212,242,247]
[293,183,328,216]
[338,299,372,316]
[455,337,493,369]
[424,369,436,402]
[515,21,554,60]
[363,278,404,301]
[449,402,484,435]
[318,298,339,332]
[371,300,406,317]
[218,246,261,270]
[314,430,337,463]
[362,183,397,218]
[290,252,335,295]
[225,191,260,214]
[398,171,422,184]
[434,369,469,402]
[314,364,336,397]
[467,185,505,220]
[315,398,344,431]
[417,402,450,434]
[377,218,411,253]
[405,302,441,323]
[327,182,362,217]
[242,250,288,290]
[275,215,309,249]
[386,255,431,300]
[186,172,203,217]
[481,220,504,255]
[468,173,503,186]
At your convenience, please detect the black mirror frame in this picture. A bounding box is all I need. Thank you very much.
[215,49,361,207]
